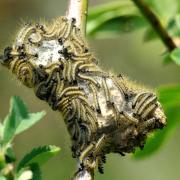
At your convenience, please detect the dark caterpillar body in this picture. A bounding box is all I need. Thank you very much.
[0,17,166,175]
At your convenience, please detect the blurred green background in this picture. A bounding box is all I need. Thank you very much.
[0,0,180,179]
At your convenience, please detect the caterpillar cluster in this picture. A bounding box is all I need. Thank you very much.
[0,16,166,175]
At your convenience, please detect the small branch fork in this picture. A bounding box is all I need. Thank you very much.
[132,0,177,52]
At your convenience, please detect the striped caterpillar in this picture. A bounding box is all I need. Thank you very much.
[0,17,166,176]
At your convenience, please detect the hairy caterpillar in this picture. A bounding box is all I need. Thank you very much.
[0,16,166,176]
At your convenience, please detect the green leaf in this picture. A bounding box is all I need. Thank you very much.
[17,145,60,172]
[3,96,26,144]
[0,176,6,180]
[9,96,29,119]
[0,122,3,141]
[134,85,180,159]
[170,48,180,65]
[145,0,178,24]
[15,112,46,135]
[87,1,146,38]
[88,1,135,21]
[2,97,46,144]
[88,16,146,39]
[167,14,180,38]
[143,27,158,42]
[30,164,41,180]
[5,146,16,163]
[143,13,180,43]
[163,53,172,65]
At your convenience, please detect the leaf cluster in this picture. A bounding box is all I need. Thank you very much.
[88,0,180,65]
[0,97,60,180]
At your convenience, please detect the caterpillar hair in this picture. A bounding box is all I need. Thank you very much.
[0,16,167,176]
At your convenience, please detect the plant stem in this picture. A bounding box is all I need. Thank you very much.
[67,0,93,179]
[72,168,94,180]
[66,0,88,38]
[132,0,177,51]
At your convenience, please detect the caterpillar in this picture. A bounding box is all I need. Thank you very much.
[0,16,166,175]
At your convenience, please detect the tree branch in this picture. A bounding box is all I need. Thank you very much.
[132,0,177,51]
[67,1,92,179]
[66,0,88,38]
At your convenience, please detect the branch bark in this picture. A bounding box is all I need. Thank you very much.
[132,0,177,51]
[66,0,88,38]
[67,1,92,179]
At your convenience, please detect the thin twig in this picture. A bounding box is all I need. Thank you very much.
[132,0,177,51]
[66,0,88,38]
